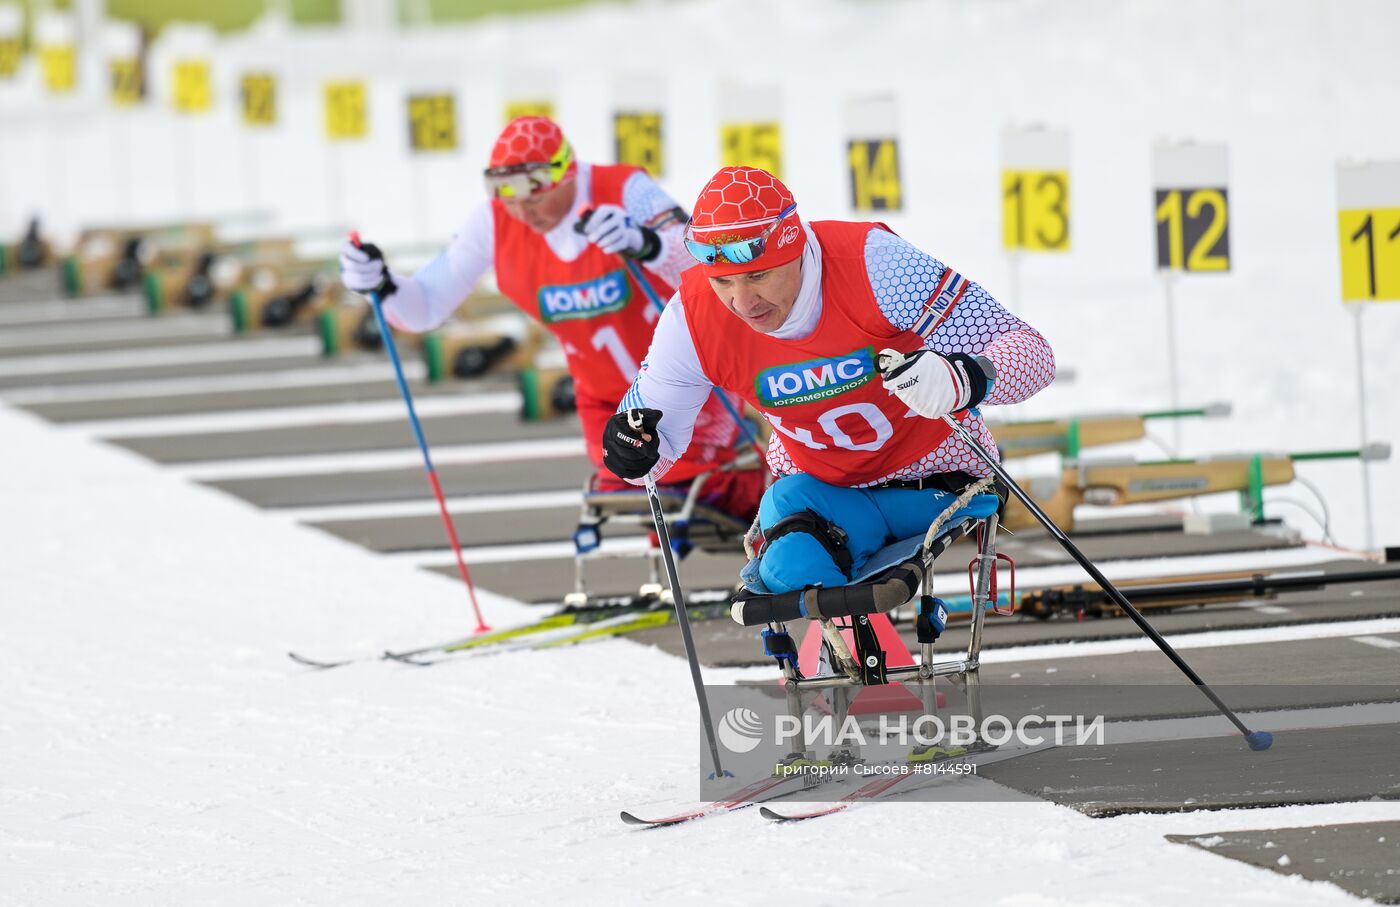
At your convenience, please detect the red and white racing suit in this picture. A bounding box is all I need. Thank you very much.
[620,220,1056,485]
[382,162,753,506]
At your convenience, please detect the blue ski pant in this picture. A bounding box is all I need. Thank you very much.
[756,473,963,594]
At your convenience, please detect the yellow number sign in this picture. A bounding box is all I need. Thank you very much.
[504,99,552,122]
[172,59,212,113]
[848,139,903,212]
[109,58,143,106]
[241,73,277,126]
[0,38,20,78]
[40,45,76,93]
[1002,170,1070,251]
[1155,188,1229,271]
[614,112,663,177]
[407,94,457,152]
[325,81,368,140]
[721,122,782,179]
[1338,208,1400,301]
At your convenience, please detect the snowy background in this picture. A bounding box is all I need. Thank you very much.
[2,0,1396,550]
[4,0,1400,902]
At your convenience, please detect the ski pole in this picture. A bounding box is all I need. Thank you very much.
[574,209,766,459]
[633,416,729,778]
[937,410,1273,751]
[349,232,490,633]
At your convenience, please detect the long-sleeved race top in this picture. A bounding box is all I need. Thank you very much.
[620,223,1056,485]
[379,162,692,336]
[373,160,743,479]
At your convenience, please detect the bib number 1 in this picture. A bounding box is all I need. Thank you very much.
[591,325,638,380]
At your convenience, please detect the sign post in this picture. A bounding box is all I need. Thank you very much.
[406,90,458,241]
[612,75,664,177]
[323,79,369,230]
[0,4,22,81]
[1000,125,1070,312]
[503,69,554,123]
[1151,140,1231,455]
[718,82,782,178]
[845,95,903,214]
[1335,159,1400,551]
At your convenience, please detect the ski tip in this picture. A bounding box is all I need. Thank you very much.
[758,806,788,822]
[287,652,346,670]
[1245,730,1274,751]
[619,810,654,826]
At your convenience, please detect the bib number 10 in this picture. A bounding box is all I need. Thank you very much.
[769,403,893,453]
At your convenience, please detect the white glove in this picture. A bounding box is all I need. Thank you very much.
[580,204,646,256]
[877,348,992,419]
[339,239,395,297]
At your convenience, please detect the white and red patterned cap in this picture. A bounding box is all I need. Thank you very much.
[488,115,577,182]
[688,166,804,276]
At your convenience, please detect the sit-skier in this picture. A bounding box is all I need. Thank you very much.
[340,116,765,523]
[601,166,1055,592]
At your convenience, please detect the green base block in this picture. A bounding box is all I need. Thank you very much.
[230,290,249,334]
[318,308,338,357]
[423,332,444,384]
[519,367,540,421]
[0,244,9,276]
[62,257,80,297]
[144,272,163,316]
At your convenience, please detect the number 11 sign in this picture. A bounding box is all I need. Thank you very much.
[1338,161,1400,303]
[1335,160,1400,551]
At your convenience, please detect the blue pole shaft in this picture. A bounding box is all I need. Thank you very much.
[368,293,433,468]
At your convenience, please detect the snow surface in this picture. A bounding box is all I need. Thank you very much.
[4,395,1398,905]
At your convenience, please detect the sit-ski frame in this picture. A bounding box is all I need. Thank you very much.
[764,512,1009,746]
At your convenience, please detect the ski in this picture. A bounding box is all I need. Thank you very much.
[288,597,737,671]
[389,610,671,666]
[760,744,1048,823]
[286,651,354,670]
[620,772,810,828]
[286,601,666,670]
[758,773,908,823]
[393,602,735,666]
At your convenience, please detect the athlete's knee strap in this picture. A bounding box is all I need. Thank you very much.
[763,509,853,578]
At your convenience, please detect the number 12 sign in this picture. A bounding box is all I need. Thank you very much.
[1152,141,1230,272]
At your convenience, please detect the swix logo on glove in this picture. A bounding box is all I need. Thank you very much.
[755,347,875,407]
[538,270,631,323]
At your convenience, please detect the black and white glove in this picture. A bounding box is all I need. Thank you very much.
[602,408,663,480]
[877,348,994,419]
[579,205,660,261]
[339,239,396,298]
